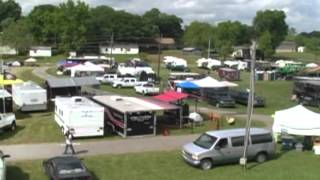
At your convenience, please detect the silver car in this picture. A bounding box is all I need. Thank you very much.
[0,151,10,180]
[182,128,276,170]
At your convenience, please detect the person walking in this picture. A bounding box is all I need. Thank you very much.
[63,129,76,155]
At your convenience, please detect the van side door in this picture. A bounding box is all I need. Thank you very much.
[229,136,246,163]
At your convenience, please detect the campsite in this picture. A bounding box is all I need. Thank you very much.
[0,1,320,180]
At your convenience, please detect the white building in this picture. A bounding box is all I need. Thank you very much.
[0,46,18,55]
[29,46,52,57]
[298,46,306,53]
[100,44,139,55]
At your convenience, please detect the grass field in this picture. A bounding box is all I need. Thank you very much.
[11,67,44,85]
[7,150,320,180]
[274,52,320,63]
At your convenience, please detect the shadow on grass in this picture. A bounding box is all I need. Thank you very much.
[6,165,30,180]
[14,111,32,120]
[247,149,291,170]
[0,125,25,141]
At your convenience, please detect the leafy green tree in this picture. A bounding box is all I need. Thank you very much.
[56,0,89,52]
[0,0,21,30]
[143,8,183,38]
[28,5,59,45]
[253,10,288,50]
[183,21,215,48]
[305,38,320,60]
[258,31,274,58]
[2,19,34,53]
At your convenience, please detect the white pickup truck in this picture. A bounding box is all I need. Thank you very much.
[96,74,118,84]
[0,113,16,131]
[112,78,139,88]
[134,83,160,95]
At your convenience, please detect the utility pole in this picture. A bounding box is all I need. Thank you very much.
[240,40,257,169]
[157,33,162,78]
[207,38,211,59]
[0,35,5,114]
[110,33,114,62]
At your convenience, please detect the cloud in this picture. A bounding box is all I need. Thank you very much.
[15,0,320,32]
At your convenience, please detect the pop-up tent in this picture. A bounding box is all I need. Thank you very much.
[153,91,188,103]
[273,105,320,136]
[68,62,104,77]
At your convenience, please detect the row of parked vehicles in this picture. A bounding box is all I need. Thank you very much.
[96,74,160,95]
[206,89,266,108]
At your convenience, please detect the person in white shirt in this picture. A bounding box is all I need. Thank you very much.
[63,129,75,154]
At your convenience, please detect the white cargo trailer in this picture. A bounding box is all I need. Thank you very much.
[54,96,104,137]
[12,81,47,112]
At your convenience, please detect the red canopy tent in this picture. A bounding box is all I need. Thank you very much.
[153,91,188,102]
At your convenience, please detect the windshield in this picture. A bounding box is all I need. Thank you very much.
[194,133,217,149]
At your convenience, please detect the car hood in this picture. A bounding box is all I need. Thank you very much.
[183,143,208,156]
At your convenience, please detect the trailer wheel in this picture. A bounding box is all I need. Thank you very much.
[10,122,16,131]
[117,85,122,89]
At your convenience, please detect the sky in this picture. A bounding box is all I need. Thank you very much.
[16,0,320,32]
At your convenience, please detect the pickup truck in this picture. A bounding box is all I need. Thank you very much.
[0,113,16,131]
[112,78,139,88]
[134,83,160,95]
[96,74,118,84]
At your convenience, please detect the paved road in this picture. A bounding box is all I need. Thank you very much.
[0,134,198,161]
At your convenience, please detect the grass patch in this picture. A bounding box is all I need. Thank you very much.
[274,52,319,63]
[8,150,320,180]
[0,111,64,145]
[11,67,44,85]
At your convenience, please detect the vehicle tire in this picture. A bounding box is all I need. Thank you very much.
[117,85,122,89]
[200,159,212,170]
[10,122,16,131]
[255,152,267,163]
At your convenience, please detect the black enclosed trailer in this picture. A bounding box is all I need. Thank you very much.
[0,89,13,113]
[92,95,180,137]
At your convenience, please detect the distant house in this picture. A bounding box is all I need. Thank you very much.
[276,41,297,53]
[298,46,306,53]
[155,37,176,49]
[0,46,18,55]
[99,44,139,55]
[29,46,52,57]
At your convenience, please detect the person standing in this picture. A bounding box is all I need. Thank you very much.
[63,129,76,155]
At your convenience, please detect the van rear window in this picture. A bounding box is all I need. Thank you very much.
[251,134,273,144]
[231,136,245,147]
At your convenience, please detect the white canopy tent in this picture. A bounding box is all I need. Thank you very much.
[25,57,37,63]
[68,62,104,77]
[306,63,319,68]
[273,105,320,136]
[193,76,238,88]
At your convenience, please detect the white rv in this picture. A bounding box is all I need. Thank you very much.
[54,96,104,137]
[12,81,47,112]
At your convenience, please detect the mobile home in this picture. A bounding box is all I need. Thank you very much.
[55,96,105,137]
[12,81,47,111]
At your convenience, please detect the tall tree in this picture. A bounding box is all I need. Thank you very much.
[0,0,21,30]
[183,21,215,48]
[258,31,274,58]
[253,10,288,50]
[28,4,59,45]
[56,0,89,52]
[143,8,183,38]
[2,19,34,53]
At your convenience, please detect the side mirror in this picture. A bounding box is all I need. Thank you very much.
[2,154,10,159]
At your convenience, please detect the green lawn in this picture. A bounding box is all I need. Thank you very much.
[11,67,45,85]
[7,150,320,180]
[274,52,320,63]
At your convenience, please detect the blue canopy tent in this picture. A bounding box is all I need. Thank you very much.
[176,81,200,89]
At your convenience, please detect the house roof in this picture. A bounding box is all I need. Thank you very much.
[155,37,175,45]
[46,76,100,88]
[30,46,52,50]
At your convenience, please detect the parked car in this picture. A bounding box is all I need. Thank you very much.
[43,156,92,180]
[0,151,10,180]
[207,92,235,108]
[112,77,138,88]
[96,74,118,84]
[229,90,265,107]
[134,83,160,95]
[0,113,16,131]
[182,128,276,170]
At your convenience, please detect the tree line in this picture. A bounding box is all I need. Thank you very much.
[0,0,294,59]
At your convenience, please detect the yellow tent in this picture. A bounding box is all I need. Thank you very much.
[0,75,23,85]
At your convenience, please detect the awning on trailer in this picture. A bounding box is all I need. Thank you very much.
[153,91,188,102]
